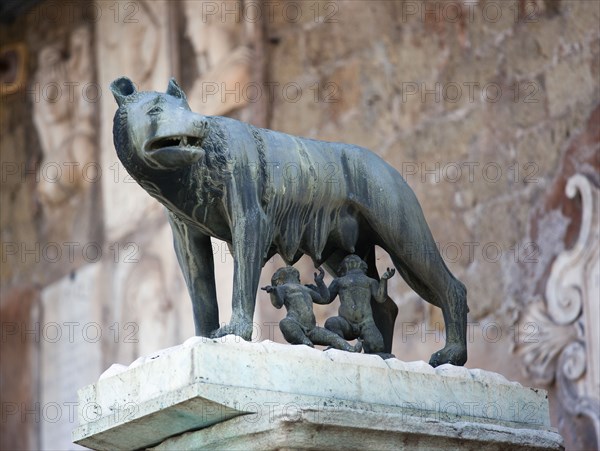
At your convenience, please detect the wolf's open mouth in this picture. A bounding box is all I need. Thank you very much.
[146,135,204,152]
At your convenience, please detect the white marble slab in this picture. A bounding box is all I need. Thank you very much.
[73,336,562,450]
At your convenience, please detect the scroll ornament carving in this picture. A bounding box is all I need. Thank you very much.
[517,174,599,446]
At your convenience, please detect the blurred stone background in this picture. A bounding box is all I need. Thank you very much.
[0,1,598,449]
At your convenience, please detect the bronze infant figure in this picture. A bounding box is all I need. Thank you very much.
[315,255,396,356]
[110,76,468,366]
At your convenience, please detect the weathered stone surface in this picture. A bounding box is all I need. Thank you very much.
[546,52,597,118]
[0,287,40,451]
[505,25,551,78]
[32,26,96,209]
[152,405,563,451]
[0,121,37,291]
[96,0,173,243]
[101,222,196,364]
[40,264,103,450]
[73,337,561,450]
[181,0,253,116]
[0,7,100,294]
[560,1,600,45]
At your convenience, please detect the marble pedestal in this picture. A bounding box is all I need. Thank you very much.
[73,336,563,450]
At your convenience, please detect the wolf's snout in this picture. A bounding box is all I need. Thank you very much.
[193,120,208,136]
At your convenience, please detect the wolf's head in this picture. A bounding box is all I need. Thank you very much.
[110,77,208,174]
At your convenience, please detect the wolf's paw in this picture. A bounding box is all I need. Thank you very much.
[211,321,253,341]
[429,344,467,367]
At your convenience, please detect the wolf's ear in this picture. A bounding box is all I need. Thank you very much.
[166,78,187,102]
[110,77,137,107]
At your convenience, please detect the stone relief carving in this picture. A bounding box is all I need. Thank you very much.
[97,0,169,242]
[119,256,173,362]
[32,26,95,207]
[0,43,27,96]
[108,223,195,365]
[517,174,599,447]
[102,0,160,87]
[182,0,253,116]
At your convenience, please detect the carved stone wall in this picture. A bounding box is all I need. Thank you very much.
[39,264,103,450]
[1,1,263,450]
[97,0,172,243]
[181,0,253,116]
[1,1,101,293]
[33,27,95,210]
[1,4,99,450]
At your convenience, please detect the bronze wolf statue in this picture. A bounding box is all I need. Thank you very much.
[110,77,468,366]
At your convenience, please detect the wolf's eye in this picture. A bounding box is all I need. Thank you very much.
[147,106,163,116]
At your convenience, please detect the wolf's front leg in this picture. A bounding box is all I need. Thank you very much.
[211,216,265,340]
[168,213,219,337]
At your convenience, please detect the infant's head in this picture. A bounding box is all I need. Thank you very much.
[339,255,368,275]
[271,266,300,285]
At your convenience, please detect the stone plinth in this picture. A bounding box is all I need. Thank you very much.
[73,337,563,450]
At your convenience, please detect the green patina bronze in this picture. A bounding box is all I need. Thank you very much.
[110,76,468,366]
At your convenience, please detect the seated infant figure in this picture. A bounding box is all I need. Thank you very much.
[316,255,395,355]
